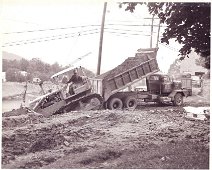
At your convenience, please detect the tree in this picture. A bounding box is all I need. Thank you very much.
[16,72,26,82]
[2,59,9,72]
[19,58,29,71]
[6,68,20,82]
[168,59,181,76]
[120,2,210,69]
[51,62,62,73]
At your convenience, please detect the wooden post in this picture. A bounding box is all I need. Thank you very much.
[156,19,161,48]
[150,14,154,48]
[97,2,107,75]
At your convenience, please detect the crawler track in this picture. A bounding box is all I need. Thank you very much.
[58,93,104,113]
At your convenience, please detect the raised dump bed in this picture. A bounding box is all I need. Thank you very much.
[90,48,159,101]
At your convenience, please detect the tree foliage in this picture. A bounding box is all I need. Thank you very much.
[168,59,181,76]
[3,59,63,82]
[120,2,210,69]
[3,58,95,82]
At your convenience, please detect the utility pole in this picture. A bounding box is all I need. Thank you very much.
[150,14,154,48]
[156,19,161,48]
[97,2,107,75]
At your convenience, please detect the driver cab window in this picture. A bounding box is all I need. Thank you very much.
[149,75,159,81]
[162,76,170,82]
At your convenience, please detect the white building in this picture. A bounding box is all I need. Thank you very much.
[19,71,28,77]
[2,72,6,82]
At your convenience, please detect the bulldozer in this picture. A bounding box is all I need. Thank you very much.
[27,67,103,117]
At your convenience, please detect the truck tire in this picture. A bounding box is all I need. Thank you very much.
[124,96,137,110]
[108,98,123,110]
[173,93,183,106]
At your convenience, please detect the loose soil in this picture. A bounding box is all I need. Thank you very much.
[2,81,210,169]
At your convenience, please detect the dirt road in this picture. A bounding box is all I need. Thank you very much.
[2,101,209,169]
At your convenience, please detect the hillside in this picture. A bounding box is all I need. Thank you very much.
[2,51,23,61]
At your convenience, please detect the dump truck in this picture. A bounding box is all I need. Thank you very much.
[28,48,190,116]
[90,48,190,110]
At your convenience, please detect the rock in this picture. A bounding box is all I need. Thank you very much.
[161,157,165,161]
[169,139,175,143]
[161,156,170,161]
[185,134,192,139]
[64,141,70,146]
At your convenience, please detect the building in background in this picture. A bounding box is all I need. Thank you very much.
[180,51,208,76]
[2,72,6,82]
[19,71,28,77]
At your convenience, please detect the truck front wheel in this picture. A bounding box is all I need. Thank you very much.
[108,98,123,110]
[173,93,183,106]
[124,96,137,110]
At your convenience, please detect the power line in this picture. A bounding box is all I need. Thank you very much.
[3,24,101,34]
[3,23,167,35]
[105,18,160,24]
[104,27,157,34]
[3,29,88,45]
[105,30,150,36]
[106,23,166,27]
[3,26,161,47]
[2,28,100,47]
[2,31,100,47]
[3,25,166,47]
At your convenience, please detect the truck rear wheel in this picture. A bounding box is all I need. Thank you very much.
[173,93,183,106]
[108,98,123,110]
[124,96,137,110]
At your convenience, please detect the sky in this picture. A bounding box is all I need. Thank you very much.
[1,0,182,74]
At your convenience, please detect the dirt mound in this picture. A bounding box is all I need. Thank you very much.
[97,49,157,82]
[79,149,122,166]
[101,54,150,81]
[2,112,44,129]
[2,107,29,117]
[2,105,210,169]
[2,112,105,165]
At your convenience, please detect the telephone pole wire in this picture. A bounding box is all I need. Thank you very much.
[97,2,107,75]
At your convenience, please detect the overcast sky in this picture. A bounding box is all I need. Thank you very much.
[1,0,182,74]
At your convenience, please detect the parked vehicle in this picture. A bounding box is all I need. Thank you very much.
[181,73,192,96]
[191,75,201,87]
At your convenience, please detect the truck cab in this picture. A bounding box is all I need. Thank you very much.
[145,73,189,106]
[146,74,182,95]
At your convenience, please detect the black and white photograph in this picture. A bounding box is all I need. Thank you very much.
[1,1,210,169]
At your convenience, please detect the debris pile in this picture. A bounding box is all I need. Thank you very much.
[2,112,44,129]
[2,102,209,169]
[184,106,210,121]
